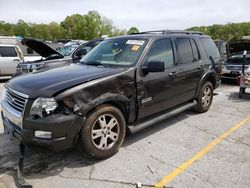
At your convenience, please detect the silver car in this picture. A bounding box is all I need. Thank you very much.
[0,44,23,76]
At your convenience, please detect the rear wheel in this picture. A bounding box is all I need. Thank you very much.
[193,82,213,113]
[81,105,126,159]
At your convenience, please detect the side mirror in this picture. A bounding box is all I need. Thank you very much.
[142,61,165,74]
[76,49,88,57]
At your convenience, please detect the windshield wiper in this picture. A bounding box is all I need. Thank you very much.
[81,61,107,67]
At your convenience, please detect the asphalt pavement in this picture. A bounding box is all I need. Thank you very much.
[0,80,250,188]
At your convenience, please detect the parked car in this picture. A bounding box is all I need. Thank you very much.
[1,30,221,159]
[214,39,227,62]
[15,38,103,76]
[221,40,250,80]
[0,44,23,76]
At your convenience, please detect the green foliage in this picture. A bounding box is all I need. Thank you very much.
[188,22,250,42]
[127,26,139,34]
[0,11,127,41]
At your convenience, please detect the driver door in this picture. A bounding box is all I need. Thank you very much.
[137,38,180,119]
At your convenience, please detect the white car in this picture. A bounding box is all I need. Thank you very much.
[0,44,23,76]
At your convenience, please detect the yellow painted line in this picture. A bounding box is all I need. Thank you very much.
[155,115,250,188]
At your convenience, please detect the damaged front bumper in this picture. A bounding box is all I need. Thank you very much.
[2,110,84,150]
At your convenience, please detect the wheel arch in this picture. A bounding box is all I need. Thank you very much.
[195,72,216,98]
[83,99,130,124]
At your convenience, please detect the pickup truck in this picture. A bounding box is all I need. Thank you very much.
[1,30,221,159]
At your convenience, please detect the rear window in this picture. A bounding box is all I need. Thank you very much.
[176,38,193,64]
[200,38,220,59]
[0,46,17,57]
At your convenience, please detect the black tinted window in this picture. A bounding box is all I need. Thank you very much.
[200,38,220,59]
[27,48,34,54]
[147,39,174,68]
[190,39,199,61]
[176,38,193,64]
[0,46,17,57]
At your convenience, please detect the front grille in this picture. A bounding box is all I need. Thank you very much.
[17,64,31,73]
[5,88,28,113]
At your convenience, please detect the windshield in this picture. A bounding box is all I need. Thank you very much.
[80,38,148,67]
[228,53,250,65]
[58,43,80,56]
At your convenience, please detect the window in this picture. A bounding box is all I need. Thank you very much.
[0,46,17,57]
[176,38,193,64]
[27,48,34,54]
[190,39,200,61]
[147,39,174,68]
[200,38,220,59]
[81,38,148,66]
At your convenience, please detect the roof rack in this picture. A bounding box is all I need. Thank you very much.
[129,30,203,35]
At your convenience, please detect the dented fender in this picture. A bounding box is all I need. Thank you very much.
[55,67,137,123]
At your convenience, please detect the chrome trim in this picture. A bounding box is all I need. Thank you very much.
[1,87,29,129]
[1,100,22,128]
[7,87,29,99]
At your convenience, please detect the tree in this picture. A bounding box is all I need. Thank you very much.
[187,22,250,41]
[14,20,29,37]
[127,26,139,34]
[60,14,85,39]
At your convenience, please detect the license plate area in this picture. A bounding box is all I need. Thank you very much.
[4,121,15,139]
[231,71,240,75]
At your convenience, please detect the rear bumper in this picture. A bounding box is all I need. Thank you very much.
[2,111,84,150]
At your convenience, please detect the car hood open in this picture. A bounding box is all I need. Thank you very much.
[22,38,64,58]
[7,64,126,98]
[227,40,250,57]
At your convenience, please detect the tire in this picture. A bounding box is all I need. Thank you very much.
[193,81,214,113]
[239,88,245,98]
[81,104,126,159]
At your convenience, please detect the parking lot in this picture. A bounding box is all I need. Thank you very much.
[0,79,250,188]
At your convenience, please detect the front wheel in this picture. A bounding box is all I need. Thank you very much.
[193,82,213,113]
[81,105,126,159]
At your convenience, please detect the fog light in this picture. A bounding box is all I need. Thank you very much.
[34,131,52,139]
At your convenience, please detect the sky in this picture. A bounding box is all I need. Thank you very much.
[0,0,249,31]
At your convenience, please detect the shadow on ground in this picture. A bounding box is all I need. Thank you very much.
[0,110,194,187]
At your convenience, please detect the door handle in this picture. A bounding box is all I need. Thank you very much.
[169,71,177,78]
[13,59,20,62]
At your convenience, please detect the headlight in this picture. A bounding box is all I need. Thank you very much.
[30,97,58,117]
[31,63,45,71]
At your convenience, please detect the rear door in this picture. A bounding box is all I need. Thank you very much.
[172,37,205,103]
[200,37,221,82]
[0,46,21,75]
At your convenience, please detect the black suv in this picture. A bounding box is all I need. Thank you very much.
[1,30,221,159]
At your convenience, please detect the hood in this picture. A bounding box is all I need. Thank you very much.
[227,40,250,57]
[7,64,126,98]
[22,38,64,58]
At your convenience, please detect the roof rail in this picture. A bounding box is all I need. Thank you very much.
[129,30,203,35]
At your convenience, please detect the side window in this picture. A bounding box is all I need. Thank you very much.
[190,39,200,61]
[176,38,193,64]
[147,39,174,68]
[75,42,96,57]
[0,47,17,57]
[200,38,220,59]
[27,48,34,54]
